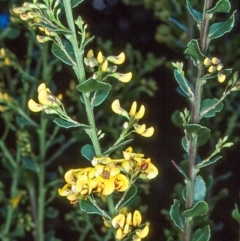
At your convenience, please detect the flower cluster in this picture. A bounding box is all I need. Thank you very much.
[58,165,129,204]
[59,147,158,204]
[84,50,132,83]
[92,147,158,180]
[111,99,154,137]
[28,83,61,113]
[203,57,226,83]
[111,210,149,240]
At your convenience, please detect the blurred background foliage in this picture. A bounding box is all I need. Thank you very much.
[0,0,240,240]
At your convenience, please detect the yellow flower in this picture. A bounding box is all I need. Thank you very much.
[135,225,149,239]
[58,183,79,204]
[113,174,129,192]
[111,210,149,240]
[112,213,125,229]
[111,99,129,118]
[107,52,125,65]
[137,158,158,180]
[117,72,132,83]
[133,210,142,227]
[95,165,120,179]
[129,101,145,119]
[28,83,60,113]
[76,177,92,196]
[91,176,115,195]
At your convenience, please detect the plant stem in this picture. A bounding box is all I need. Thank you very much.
[62,0,101,156]
[183,1,213,241]
[2,168,19,241]
[106,195,118,241]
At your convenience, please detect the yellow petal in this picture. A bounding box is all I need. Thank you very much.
[123,223,130,234]
[87,49,94,59]
[134,124,146,135]
[126,213,132,225]
[101,60,108,72]
[111,99,128,118]
[114,174,129,192]
[116,228,125,240]
[97,51,104,64]
[129,101,137,116]
[133,210,142,227]
[107,52,125,65]
[28,99,43,112]
[135,105,145,119]
[136,225,149,238]
[117,72,132,83]
[141,127,154,137]
[58,183,71,196]
[38,83,47,93]
[38,89,52,105]
[112,214,125,229]
[146,163,159,179]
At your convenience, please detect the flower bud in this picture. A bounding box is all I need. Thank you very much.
[208,66,216,73]
[203,57,211,66]
[218,73,226,83]
[212,57,221,65]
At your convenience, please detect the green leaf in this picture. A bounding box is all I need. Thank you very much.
[208,11,236,40]
[186,0,203,24]
[183,201,209,218]
[172,161,189,180]
[92,90,110,107]
[197,156,222,168]
[194,176,206,203]
[200,98,224,118]
[118,185,137,209]
[81,144,95,161]
[184,39,205,65]
[181,136,188,153]
[207,0,231,14]
[170,199,184,230]
[174,70,194,101]
[232,204,240,224]
[71,0,84,8]
[22,157,39,173]
[171,110,183,129]
[80,200,109,218]
[45,206,59,219]
[185,124,210,146]
[53,118,86,128]
[191,225,211,241]
[77,78,112,93]
[52,40,75,65]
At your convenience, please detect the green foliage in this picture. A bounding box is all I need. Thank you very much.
[170,199,184,230]
[232,204,240,224]
[191,225,210,241]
